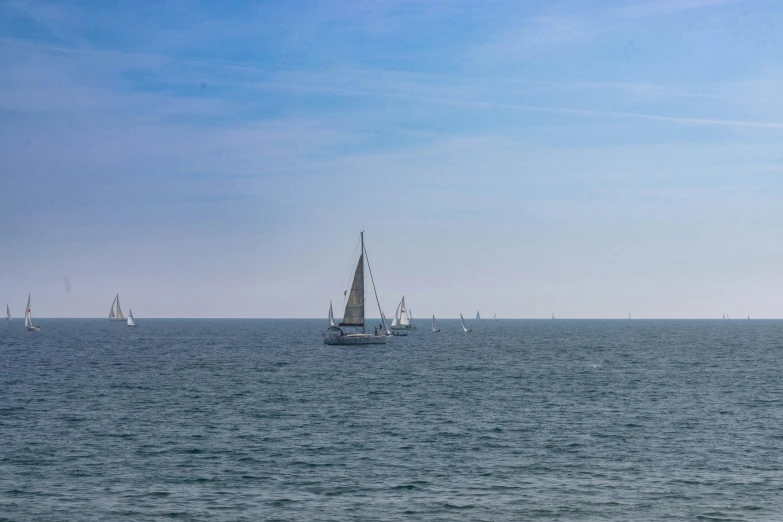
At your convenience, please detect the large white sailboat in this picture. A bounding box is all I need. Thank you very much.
[24,294,40,331]
[460,313,472,333]
[432,314,440,333]
[108,294,125,321]
[127,309,137,327]
[391,296,415,330]
[5,305,10,320]
[324,231,387,346]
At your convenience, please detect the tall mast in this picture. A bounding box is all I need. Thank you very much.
[361,231,365,334]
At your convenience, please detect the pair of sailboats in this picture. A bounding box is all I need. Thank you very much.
[109,294,137,326]
[428,314,470,333]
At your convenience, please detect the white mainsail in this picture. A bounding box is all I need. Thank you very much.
[115,294,124,320]
[328,301,336,327]
[400,296,411,326]
[24,295,31,328]
[460,313,471,333]
[127,309,136,327]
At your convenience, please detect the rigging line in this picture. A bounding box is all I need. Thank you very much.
[362,236,386,329]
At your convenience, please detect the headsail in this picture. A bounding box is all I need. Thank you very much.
[381,310,391,335]
[328,301,336,327]
[340,254,365,327]
[109,295,117,319]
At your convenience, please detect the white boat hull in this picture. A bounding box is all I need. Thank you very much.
[324,333,387,345]
[391,326,416,331]
[27,326,40,331]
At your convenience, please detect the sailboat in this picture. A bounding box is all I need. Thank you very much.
[552,313,556,320]
[108,294,125,321]
[493,313,497,321]
[127,309,137,327]
[380,310,392,336]
[476,311,480,320]
[324,231,387,345]
[5,305,10,320]
[391,296,415,330]
[460,313,472,333]
[432,314,440,333]
[24,294,40,331]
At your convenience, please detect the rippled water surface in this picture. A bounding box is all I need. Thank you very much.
[2,319,783,520]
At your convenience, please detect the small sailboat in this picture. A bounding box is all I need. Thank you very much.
[24,294,40,331]
[127,309,137,327]
[460,313,472,333]
[476,311,480,320]
[5,305,10,320]
[324,231,387,345]
[493,313,497,321]
[432,314,440,333]
[391,296,415,330]
[552,313,556,320]
[108,294,125,321]
[380,310,392,336]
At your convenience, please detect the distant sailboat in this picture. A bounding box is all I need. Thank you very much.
[493,313,497,321]
[432,314,440,333]
[108,294,125,321]
[476,311,480,320]
[24,294,39,331]
[460,313,472,333]
[324,231,387,345]
[380,310,392,336]
[127,309,137,327]
[5,305,10,320]
[552,313,556,320]
[391,296,415,330]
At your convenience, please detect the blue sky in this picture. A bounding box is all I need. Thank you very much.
[1,0,782,318]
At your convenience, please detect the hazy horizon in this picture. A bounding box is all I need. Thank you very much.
[2,0,783,319]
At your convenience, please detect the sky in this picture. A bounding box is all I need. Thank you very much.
[1,0,783,319]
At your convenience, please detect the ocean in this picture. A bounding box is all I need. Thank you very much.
[1,318,782,520]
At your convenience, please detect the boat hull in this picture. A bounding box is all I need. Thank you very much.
[324,334,387,345]
[390,326,415,331]
[109,318,125,321]
[27,326,40,331]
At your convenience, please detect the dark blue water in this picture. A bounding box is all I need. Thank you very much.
[2,319,783,520]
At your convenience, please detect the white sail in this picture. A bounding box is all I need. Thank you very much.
[340,254,365,327]
[127,309,135,327]
[400,296,411,326]
[476,311,480,320]
[109,295,116,319]
[460,313,471,333]
[24,295,30,328]
[115,294,124,320]
[5,304,10,320]
[432,314,440,332]
[391,314,398,327]
[328,301,336,327]
[381,310,391,335]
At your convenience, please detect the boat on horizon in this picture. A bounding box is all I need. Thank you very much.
[460,313,472,333]
[391,296,415,330]
[432,314,440,333]
[476,311,480,320]
[127,309,137,327]
[324,231,387,346]
[5,304,10,320]
[108,294,125,321]
[24,294,40,331]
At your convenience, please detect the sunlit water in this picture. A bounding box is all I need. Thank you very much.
[2,319,783,520]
